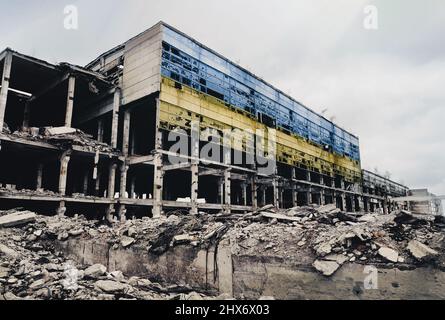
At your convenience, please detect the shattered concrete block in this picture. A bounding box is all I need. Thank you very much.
[407,240,438,260]
[0,244,19,258]
[121,236,135,248]
[45,127,77,136]
[313,260,340,277]
[94,280,128,294]
[316,242,332,257]
[378,247,399,263]
[324,254,349,265]
[84,264,107,279]
[0,211,36,228]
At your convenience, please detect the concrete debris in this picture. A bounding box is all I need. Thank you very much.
[0,211,36,228]
[313,260,340,276]
[11,127,117,153]
[120,236,135,248]
[407,240,439,260]
[378,247,399,263]
[1,205,445,298]
[84,264,107,279]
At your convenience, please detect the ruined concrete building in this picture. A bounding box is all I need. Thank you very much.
[0,22,409,219]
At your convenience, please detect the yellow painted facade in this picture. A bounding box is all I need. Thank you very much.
[159,77,361,182]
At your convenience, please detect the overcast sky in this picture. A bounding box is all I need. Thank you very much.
[1,0,444,196]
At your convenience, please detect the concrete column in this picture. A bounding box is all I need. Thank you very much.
[94,167,101,197]
[57,201,67,217]
[64,76,76,127]
[291,168,298,208]
[0,52,13,131]
[223,170,231,214]
[190,163,199,215]
[152,154,164,218]
[111,89,121,149]
[320,190,326,205]
[130,176,136,199]
[58,154,71,195]
[120,164,128,199]
[307,188,312,205]
[107,163,117,199]
[358,196,365,212]
[118,205,127,223]
[272,179,280,208]
[217,178,224,204]
[122,109,131,156]
[251,176,257,210]
[341,193,347,212]
[262,187,267,207]
[82,169,89,195]
[23,101,31,128]
[383,198,388,214]
[241,183,248,207]
[97,119,104,143]
[36,163,44,190]
[350,196,356,212]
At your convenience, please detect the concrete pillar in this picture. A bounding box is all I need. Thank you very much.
[272,179,280,208]
[94,167,101,197]
[97,119,104,143]
[307,188,312,205]
[223,170,231,214]
[82,169,89,195]
[341,193,347,212]
[107,163,117,199]
[251,176,257,210]
[111,88,121,149]
[241,182,248,207]
[120,164,128,199]
[152,154,164,218]
[57,201,67,217]
[64,76,76,127]
[320,190,326,205]
[23,101,31,128]
[190,163,199,215]
[358,196,365,212]
[261,187,267,207]
[130,176,136,199]
[58,154,71,195]
[350,196,356,212]
[122,110,131,156]
[217,178,224,204]
[0,52,13,131]
[291,168,298,208]
[36,163,44,190]
[118,205,127,223]
[383,198,388,214]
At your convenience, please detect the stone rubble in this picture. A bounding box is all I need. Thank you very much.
[1,204,445,299]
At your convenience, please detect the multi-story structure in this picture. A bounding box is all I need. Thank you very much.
[0,22,408,219]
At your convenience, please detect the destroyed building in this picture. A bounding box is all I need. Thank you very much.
[0,21,410,219]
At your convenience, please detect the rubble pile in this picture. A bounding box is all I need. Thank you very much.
[225,205,445,277]
[10,126,117,153]
[0,212,217,300]
[1,204,445,299]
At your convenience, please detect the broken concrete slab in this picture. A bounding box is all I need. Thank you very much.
[84,264,107,279]
[260,212,301,222]
[0,244,19,258]
[378,247,399,263]
[313,260,340,276]
[324,254,349,265]
[0,211,36,228]
[94,280,128,294]
[120,236,135,248]
[45,127,77,136]
[315,242,333,257]
[407,240,438,260]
